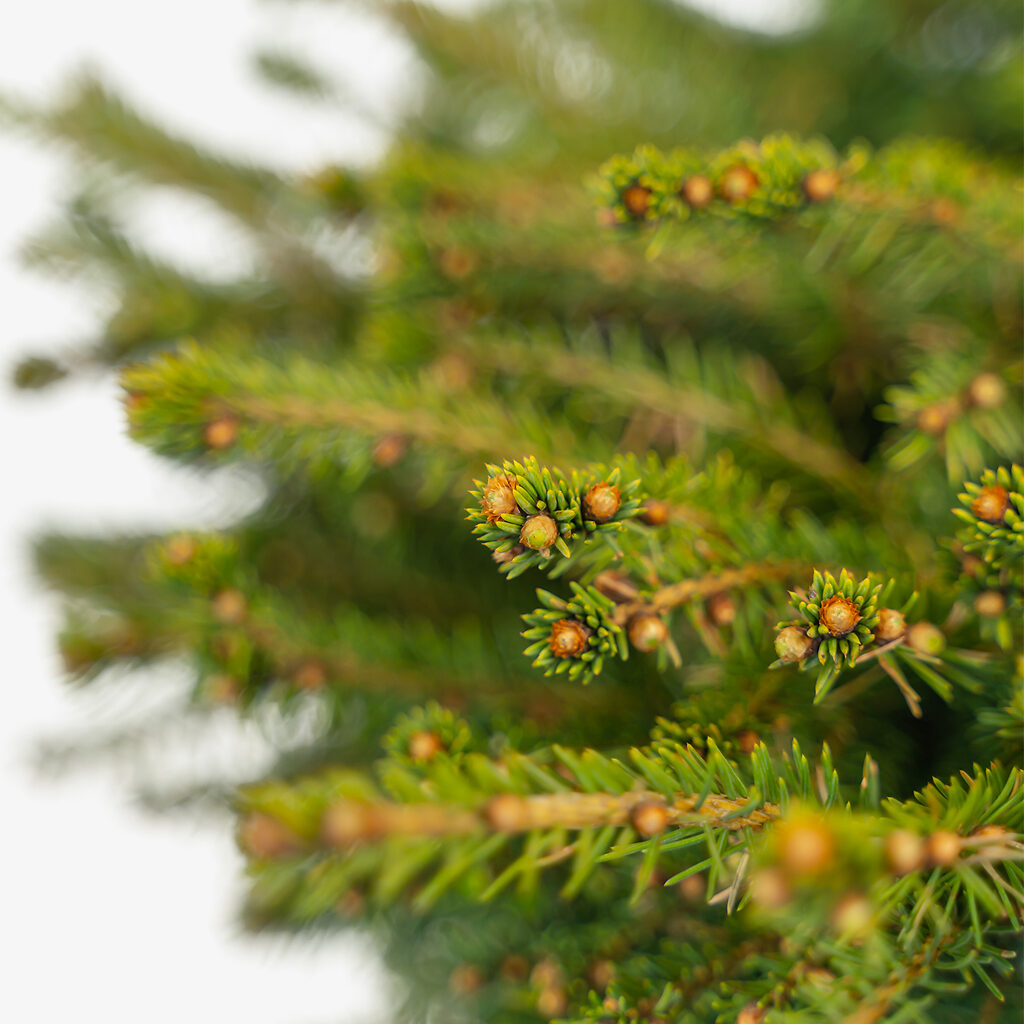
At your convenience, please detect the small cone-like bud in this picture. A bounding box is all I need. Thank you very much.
[239,812,304,859]
[737,729,759,754]
[971,485,1009,524]
[874,608,906,642]
[372,434,407,467]
[621,184,651,217]
[492,544,524,565]
[549,618,592,658]
[408,730,445,761]
[884,829,926,875]
[906,621,945,655]
[718,165,758,202]
[588,960,615,990]
[639,499,670,526]
[449,964,484,996]
[916,402,954,436]
[499,955,530,982]
[583,481,621,523]
[212,588,247,625]
[737,1002,767,1024]
[749,867,790,909]
[967,372,1006,409]
[628,614,669,652]
[480,474,519,524]
[831,893,874,939]
[520,514,559,551]
[678,873,705,903]
[974,590,1006,618]
[681,175,713,208]
[708,592,736,626]
[438,245,477,279]
[777,815,835,876]
[530,959,563,990]
[537,989,568,1017]
[927,829,962,867]
[960,554,985,578]
[165,534,198,566]
[631,801,671,837]
[204,415,239,449]
[819,595,861,637]
[294,660,327,690]
[485,793,532,832]
[803,168,840,202]
[775,626,812,662]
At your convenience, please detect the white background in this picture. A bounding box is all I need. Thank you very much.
[0,2,806,1021]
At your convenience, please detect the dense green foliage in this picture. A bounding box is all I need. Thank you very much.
[8,1,1023,1021]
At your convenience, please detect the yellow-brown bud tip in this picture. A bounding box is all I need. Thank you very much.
[971,485,1009,524]
[803,168,840,202]
[819,595,861,637]
[549,618,592,658]
[520,513,559,551]
[884,829,926,875]
[874,608,907,642]
[631,800,671,837]
[204,415,239,450]
[927,829,962,867]
[408,730,445,761]
[681,175,713,208]
[583,482,621,523]
[481,474,519,524]
[627,614,669,652]
[974,590,1006,618]
[718,165,759,202]
[621,184,651,217]
[777,815,835,876]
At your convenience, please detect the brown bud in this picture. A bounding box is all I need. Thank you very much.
[449,964,484,996]
[536,987,568,1018]
[967,373,1006,409]
[960,554,985,578]
[480,474,519,524]
[204,415,239,450]
[819,595,861,637]
[583,482,621,523]
[408,730,445,761]
[737,729,759,754]
[372,434,406,467]
[492,544,524,565]
[588,959,615,990]
[499,955,530,982]
[884,829,926,875]
[631,800,671,837]
[777,815,835,876]
[971,485,1009,524]
[681,175,713,208]
[749,867,790,909]
[974,590,1006,618]
[906,621,945,655]
[438,245,477,279]
[831,892,874,939]
[718,165,759,202]
[678,873,705,903]
[321,802,371,847]
[592,570,640,603]
[164,534,198,566]
[639,498,670,526]
[917,402,955,436]
[803,168,840,202]
[549,618,592,659]
[293,660,327,691]
[927,829,962,867]
[874,608,907,642]
[708,592,736,626]
[530,959,563,989]
[238,812,304,859]
[628,613,669,652]
[737,1002,767,1024]
[774,625,813,663]
[485,793,532,832]
[211,588,247,625]
[621,184,651,218]
[520,514,559,552]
